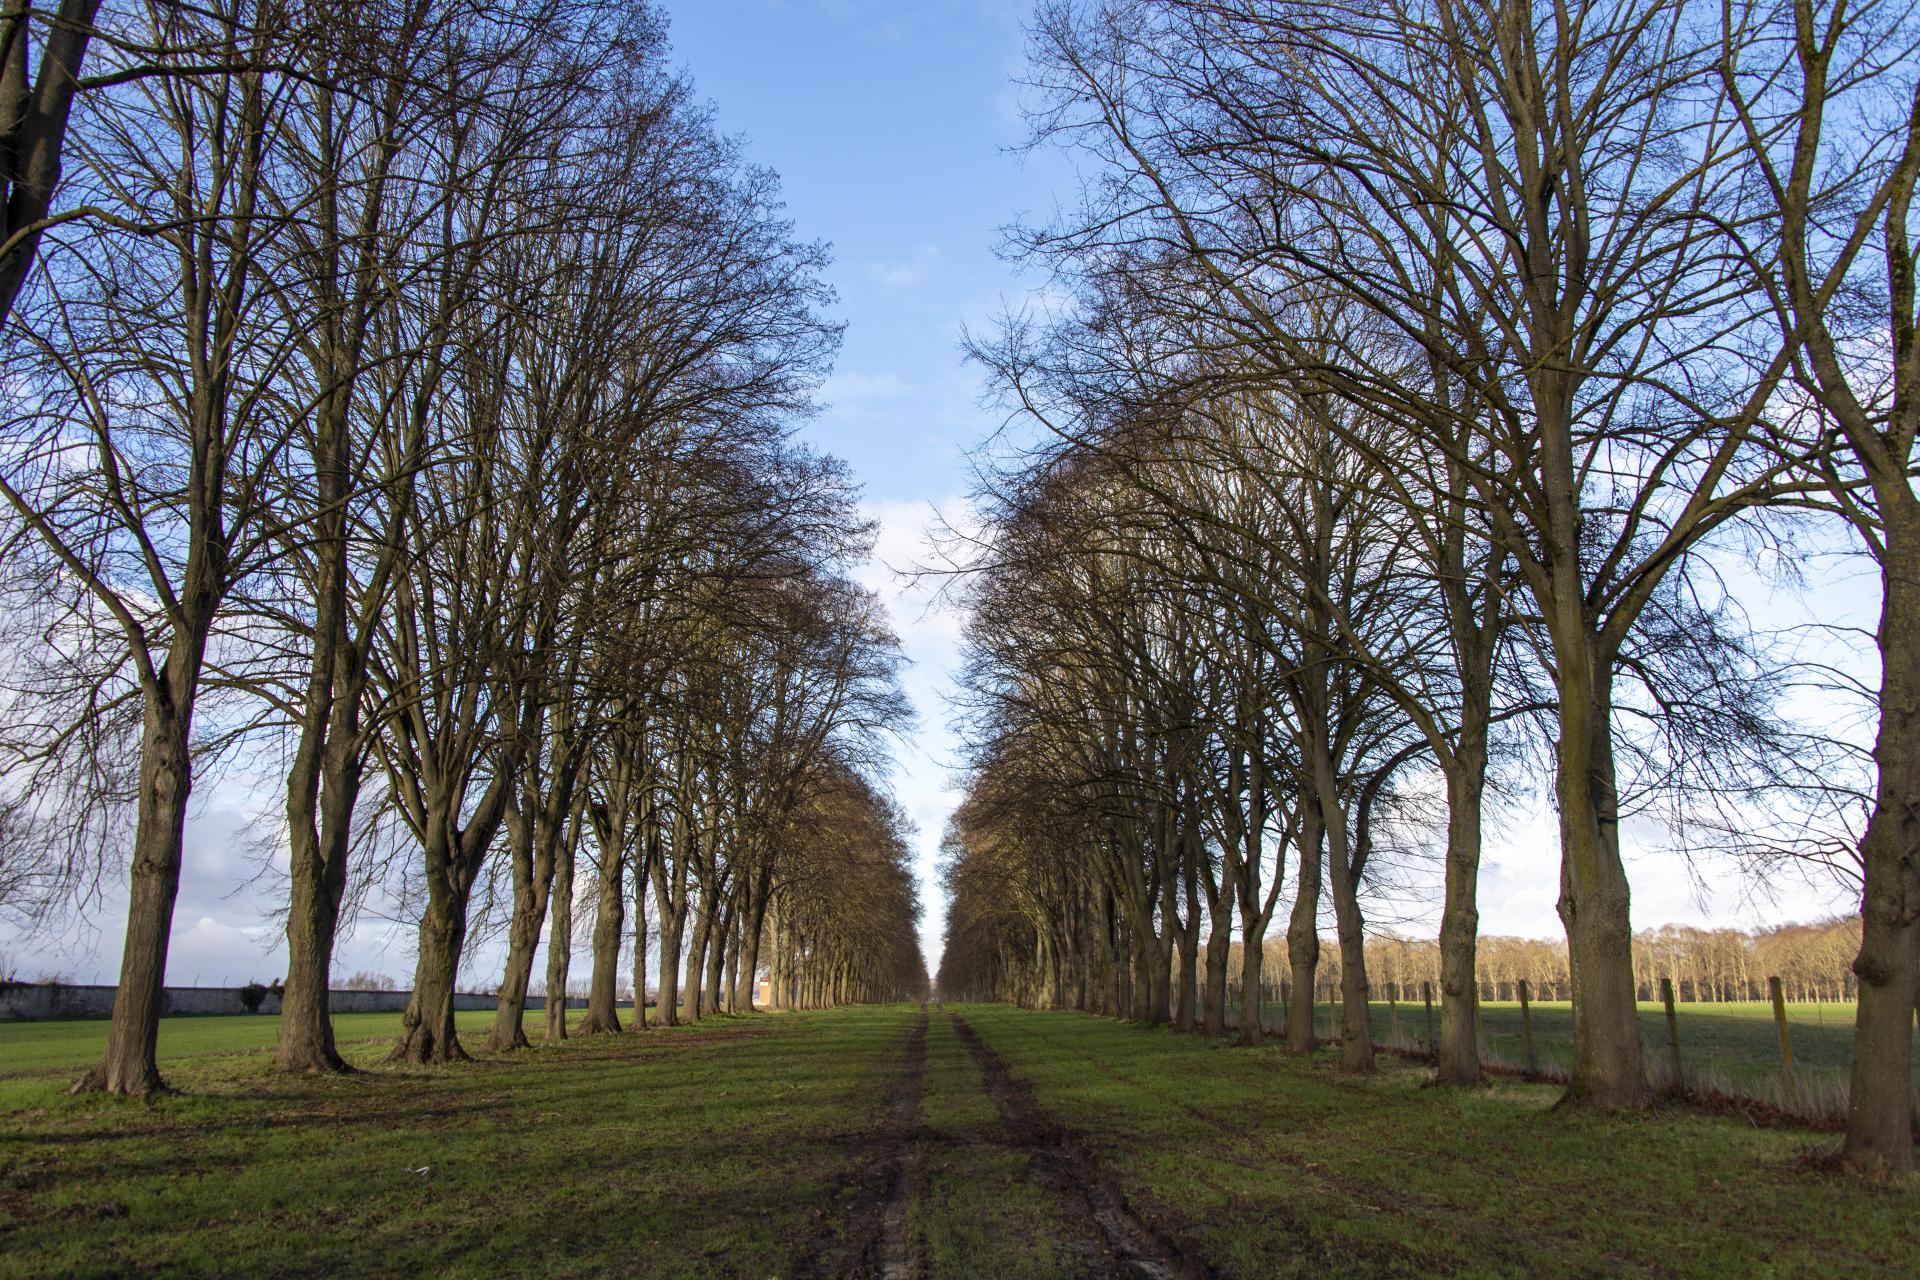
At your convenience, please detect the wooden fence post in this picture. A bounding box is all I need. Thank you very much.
[1660,976,1683,1091]
[1423,981,1434,1058]
[1389,987,1399,1045]
[1769,976,1799,1109]
[1519,978,1536,1075]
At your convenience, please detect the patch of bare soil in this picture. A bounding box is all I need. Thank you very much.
[948,1013,1213,1280]
[792,1009,929,1280]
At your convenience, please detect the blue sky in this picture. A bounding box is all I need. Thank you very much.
[0,0,1865,989]
[664,0,1063,971]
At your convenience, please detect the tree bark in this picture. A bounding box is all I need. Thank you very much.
[276,715,361,1073]
[703,893,730,1016]
[1553,646,1648,1109]
[488,799,548,1051]
[631,847,649,1031]
[578,843,624,1035]
[656,896,684,1026]
[1436,747,1486,1086]
[391,863,473,1065]
[0,0,104,326]
[681,891,710,1024]
[543,823,575,1043]
[1202,912,1232,1037]
[739,868,773,1012]
[1285,801,1324,1053]
[723,908,741,1012]
[72,697,192,1095]
[1324,811,1374,1073]
[1236,923,1265,1045]
[1842,501,1920,1169]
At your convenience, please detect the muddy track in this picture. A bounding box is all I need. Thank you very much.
[792,1008,929,1280]
[948,1013,1214,1280]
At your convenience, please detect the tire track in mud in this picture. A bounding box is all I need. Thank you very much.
[875,1011,929,1279]
[792,1008,928,1280]
[948,1013,1213,1280]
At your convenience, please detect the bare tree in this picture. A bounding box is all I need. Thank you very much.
[1719,0,1920,1169]
[0,0,295,1093]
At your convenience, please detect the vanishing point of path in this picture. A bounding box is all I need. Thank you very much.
[799,1005,1211,1280]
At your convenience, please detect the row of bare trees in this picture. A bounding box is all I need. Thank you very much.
[938,0,1917,1170]
[1214,919,1865,1008]
[0,0,925,1095]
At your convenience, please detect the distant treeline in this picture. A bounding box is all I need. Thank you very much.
[1222,918,1862,1008]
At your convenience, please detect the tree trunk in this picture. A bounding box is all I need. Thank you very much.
[578,845,624,1035]
[544,826,575,1043]
[1285,804,1324,1053]
[682,893,710,1024]
[703,895,730,1016]
[740,874,772,1013]
[656,900,683,1026]
[72,697,193,1095]
[632,861,649,1031]
[391,865,472,1065]
[1236,923,1265,1046]
[1149,925,1174,1025]
[1203,915,1232,1037]
[1328,852,1374,1074]
[276,844,346,1073]
[1436,751,1486,1086]
[1174,835,1201,1032]
[1842,502,1920,1170]
[489,802,548,1051]
[276,748,357,1073]
[1330,877,1374,1073]
[723,910,742,1012]
[1128,920,1153,1021]
[1554,653,1648,1109]
[0,0,104,327]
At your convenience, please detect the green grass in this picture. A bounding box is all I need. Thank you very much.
[957,1002,1920,1279]
[0,1006,918,1278]
[0,1005,658,1080]
[1392,998,1875,1080]
[5,1002,1916,1277]
[1266,998,1915,1103]
[913,1011,1073,1278]
[0,1010,508,1079]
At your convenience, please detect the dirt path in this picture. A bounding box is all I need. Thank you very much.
[876,1012,929,1279]
[793,1007,929,1280]
[948,1012,1211,1280]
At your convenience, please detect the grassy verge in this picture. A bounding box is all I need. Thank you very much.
[0,1005,917,1278]
[956,1002,1920,1279]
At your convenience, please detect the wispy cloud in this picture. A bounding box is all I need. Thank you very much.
[863,243,945,292]
[854,495,980,968]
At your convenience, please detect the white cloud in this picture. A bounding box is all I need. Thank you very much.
[863,244,945,292]
[821,369,915,411]
[853,495,981,971]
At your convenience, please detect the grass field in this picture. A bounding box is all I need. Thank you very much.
[0,1006,652,1084]
[1372,997,1870,1078]
[957,1004,1920,1278]
[0,1007,909,1278]
[1250,997,1915,1115]
[2,1002,1916,1277]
